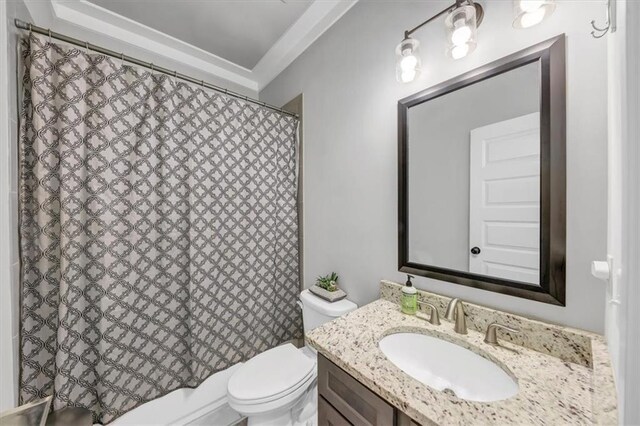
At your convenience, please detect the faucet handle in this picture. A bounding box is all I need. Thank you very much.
[417,301,440,325]
[484,322,520,346]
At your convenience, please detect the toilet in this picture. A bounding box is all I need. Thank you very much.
[227,289,357,426]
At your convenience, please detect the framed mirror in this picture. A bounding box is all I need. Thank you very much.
[398,36,566,305]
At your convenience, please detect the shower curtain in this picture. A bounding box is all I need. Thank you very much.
[18,34,301,423]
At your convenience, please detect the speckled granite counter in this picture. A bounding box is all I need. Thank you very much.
[306,285,617,425]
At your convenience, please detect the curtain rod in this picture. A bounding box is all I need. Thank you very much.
[14,19,298,119]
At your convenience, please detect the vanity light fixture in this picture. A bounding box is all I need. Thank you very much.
[396,0,484,83]
[396,37,422,83]
[445,2,478,60]
[512,0,556,29]
[396,1,560,83]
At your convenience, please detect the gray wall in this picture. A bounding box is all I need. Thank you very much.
[260,0,608,333]
[408,62,539,270]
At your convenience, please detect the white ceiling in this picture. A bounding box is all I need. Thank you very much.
[86,0,313,70]
[32,0,358,91]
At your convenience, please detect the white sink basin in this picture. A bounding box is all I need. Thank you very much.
[378,333,518,402]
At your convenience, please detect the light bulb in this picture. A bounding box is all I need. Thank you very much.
[451,43,470,60]
[445,4,477,60]
[400,69,417,83]
[513,0,556,28]
[451,19,472,46]
[520,7,546,27]
[400,55,418,72]
[519,0,544,13]
[395,37,421,83]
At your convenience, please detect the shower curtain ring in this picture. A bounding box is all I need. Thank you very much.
[28,24,32,35]
[48,29,52,43]
[85,41,89,54]
[120,52,125,67]
[201,80,205,88]
[174,70,178,78]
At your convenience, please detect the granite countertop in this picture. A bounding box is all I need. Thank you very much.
[306,293,617,425]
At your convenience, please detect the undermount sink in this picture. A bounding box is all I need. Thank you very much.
[378,333,518,402]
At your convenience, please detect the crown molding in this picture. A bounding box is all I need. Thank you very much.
[253,0,358,90]
[51,0,258,90]
[26,0,358,92]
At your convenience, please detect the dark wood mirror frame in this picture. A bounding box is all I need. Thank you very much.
[398,35,566,306]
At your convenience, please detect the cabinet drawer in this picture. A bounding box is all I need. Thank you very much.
[319,396,352,426]
[318,354,394,426]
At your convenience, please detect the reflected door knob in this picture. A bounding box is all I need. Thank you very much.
[470,247,481,255]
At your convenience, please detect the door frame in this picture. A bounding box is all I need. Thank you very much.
[397,36,566,306]
[613,1,640,423]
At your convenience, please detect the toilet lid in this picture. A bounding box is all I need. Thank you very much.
[227,344,316,403]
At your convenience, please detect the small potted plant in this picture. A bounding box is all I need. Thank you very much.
[316,272,339,292]
[310,272,347,302]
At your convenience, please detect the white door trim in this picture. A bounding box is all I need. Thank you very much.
[620,1,640,423]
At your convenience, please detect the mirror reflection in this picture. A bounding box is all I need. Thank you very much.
[407,61,541,285]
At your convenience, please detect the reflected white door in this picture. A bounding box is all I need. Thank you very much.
[469,113,540,285]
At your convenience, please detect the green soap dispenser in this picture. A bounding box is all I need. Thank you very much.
[401,275,417,315]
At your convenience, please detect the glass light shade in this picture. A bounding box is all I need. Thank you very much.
[512,0,556,28]
[445,4,477,60]
[395,38,421,83]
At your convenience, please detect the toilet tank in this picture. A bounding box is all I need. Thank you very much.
[300,289,358,332]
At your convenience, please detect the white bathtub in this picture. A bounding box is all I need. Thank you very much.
[107,363,245,426]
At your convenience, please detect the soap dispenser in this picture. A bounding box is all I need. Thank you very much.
[401,275,417,315]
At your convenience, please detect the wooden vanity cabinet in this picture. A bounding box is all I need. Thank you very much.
[317,354,420,426]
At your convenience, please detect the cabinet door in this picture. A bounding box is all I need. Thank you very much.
[318,354,395,426]
[397,411,422,426]
[319,396,352,426]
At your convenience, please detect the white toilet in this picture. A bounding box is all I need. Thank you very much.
[227,289,357,426]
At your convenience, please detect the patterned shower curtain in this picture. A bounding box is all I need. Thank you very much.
[18,34,301,423]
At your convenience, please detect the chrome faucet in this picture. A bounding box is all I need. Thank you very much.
[444,298,467,334]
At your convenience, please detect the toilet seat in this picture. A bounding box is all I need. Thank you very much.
[227,344,317,415]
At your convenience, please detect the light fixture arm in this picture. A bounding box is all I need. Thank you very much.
[403,0,484,40]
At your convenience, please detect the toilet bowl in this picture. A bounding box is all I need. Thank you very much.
[227,344,316,426]
[227,290,357,425]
